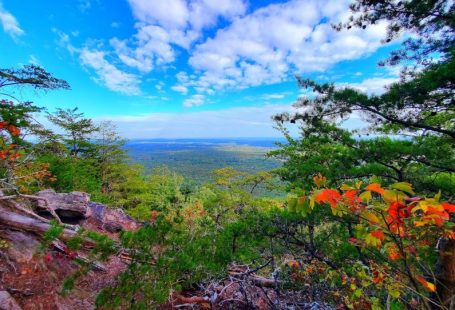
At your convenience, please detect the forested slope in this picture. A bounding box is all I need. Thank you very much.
[0,0,454,309]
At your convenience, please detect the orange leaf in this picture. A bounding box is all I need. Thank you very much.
[313,173,327,188]
[373,270,384,284]
[315,189,341,208]
[415,275,436,292]
[343,190,361,208]
[7,125,20,136]
[365,183,385,195]
[386,244,402,260]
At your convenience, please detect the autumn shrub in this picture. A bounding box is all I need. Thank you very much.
[285,175,455,309]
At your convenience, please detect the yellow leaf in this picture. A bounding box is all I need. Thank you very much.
[388,288,400,298]
[434,190,441,202]
[359,191,372,203]
[412,201,428,213]
[362,211,379,224]
[414,220,426,227]
[355,181,363,190]
[340,184,354,191]
[365,232,382,247]
[391,182,415,195]
[382,190,407,204]
[309,196,315,210]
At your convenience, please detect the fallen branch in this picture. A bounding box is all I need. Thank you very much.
[0,204,77,239]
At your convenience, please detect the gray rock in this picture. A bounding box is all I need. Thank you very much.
[0,291,22,310]
[35,190,89,218]
[0,230,39,263]
[103,221,122,233]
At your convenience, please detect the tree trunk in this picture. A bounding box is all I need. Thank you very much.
[435,238,455,308]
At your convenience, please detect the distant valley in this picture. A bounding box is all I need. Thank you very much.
[124,138,284,184]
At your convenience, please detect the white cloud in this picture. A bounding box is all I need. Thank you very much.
[113,0,248,74]
[183,94,205,107]
[261,92,291,100]
[97,103,298,138]
[343,66,401,95]
[55,1,394,106]
[0,2,24,39]
[79,48,142,95]
[171,85,188,94]
[53,30,142,96]
[344,77,398,95]
[187,0,388,92]
[155,81,165,91]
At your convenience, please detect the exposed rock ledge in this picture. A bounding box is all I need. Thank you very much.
[0,190,139,310]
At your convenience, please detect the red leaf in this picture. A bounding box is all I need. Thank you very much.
[371,230,384,241]
[348,237,359,244]
[443,203,455,213]
[315,189,342,208]
[44,253,53,263]
[388,202,411,224]
[150,210,159,222]
[343,190,362,209]
[7,125,20,136]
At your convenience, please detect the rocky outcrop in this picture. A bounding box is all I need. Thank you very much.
[0,190,140,310]
[35,189,89,219]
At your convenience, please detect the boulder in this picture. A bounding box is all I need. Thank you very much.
[0,291,22,310]
[0,230,39,263]
[35,190,89,219]
[86,202,140,232]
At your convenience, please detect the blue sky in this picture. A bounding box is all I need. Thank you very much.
[0,0,400,138]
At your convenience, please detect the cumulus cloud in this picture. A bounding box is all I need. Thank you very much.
[185,0,388,93]
[55,1,393,106]
[183,94,205,107]
[97,103,299,138]
[342,66,401,95]
[53,29,142,96]
[344,77,399,95]
[112,0,247,74]
[0,2,24,39]
[171,85,189,94]
[79,48,142,95]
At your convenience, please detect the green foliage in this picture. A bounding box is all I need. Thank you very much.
[0,65,69,194]
[40,220,64,251]
[272,0,455,197]
[47,107,99,157]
